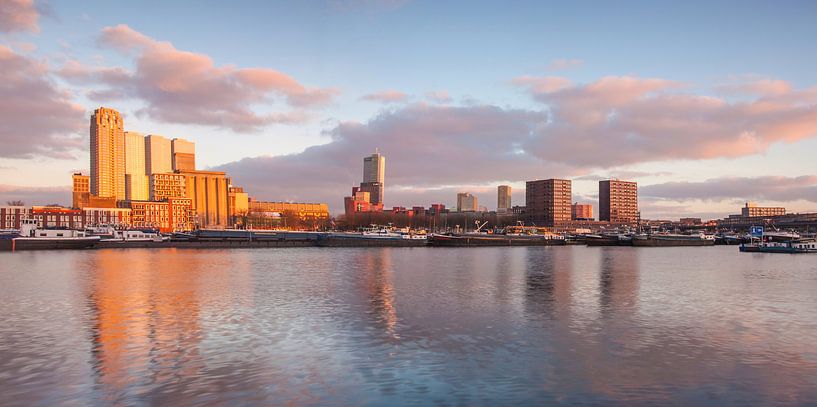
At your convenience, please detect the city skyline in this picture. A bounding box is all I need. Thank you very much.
[2,1,817,218]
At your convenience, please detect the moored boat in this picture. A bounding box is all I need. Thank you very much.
[5,219,100,251]
[317,227,428,247]
[632,232,715,247]
[429,233,565,247]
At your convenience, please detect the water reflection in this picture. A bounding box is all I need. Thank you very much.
[1,247,816,405]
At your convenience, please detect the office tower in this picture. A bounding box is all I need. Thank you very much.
[90,107,125,199]
[525,179,571,226]
[72,173,90,209]
[457,192,478,212]
[360,151,385,205]
[571,203,593,220]
[149,173,187,201]
[497,185,512,212]
[177,170,230,228]
[145,134,173,175]
[172,138,196,171]
[124,131,149,201]
[599,180,638,223]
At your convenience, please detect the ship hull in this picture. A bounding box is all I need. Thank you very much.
[585,237,633,246]
[8,237,100,251]
[632,237,714,247]
[429,234,566,247]
[317,234,428,247]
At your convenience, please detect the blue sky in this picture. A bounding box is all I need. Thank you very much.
[2,0,817,217]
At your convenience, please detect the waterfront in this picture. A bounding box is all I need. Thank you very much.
[1,246,816,405]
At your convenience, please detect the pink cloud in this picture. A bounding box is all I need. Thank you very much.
[361,90,409,103]
[512,76,571,94]
[0,0,38,33]
[0,184,70,206]
[425,90,452,103]
[517,75,817,166]
[79,24,338,132]
[641,176,817,203]
[0,45,85,159]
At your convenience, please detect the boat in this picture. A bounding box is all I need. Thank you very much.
[4,219,100,251]
[740,239,817,253]
[632,232,715,247]
[585,233,633,246]
[317,227,428,247]
[428,233,566,247]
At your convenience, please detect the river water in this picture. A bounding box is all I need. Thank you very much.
[1,246,816,406]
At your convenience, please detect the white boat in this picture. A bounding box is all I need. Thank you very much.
[9,219,100,250]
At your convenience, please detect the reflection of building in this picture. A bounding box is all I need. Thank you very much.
[177,170,230,229]
[149,173,186,201]
[129,198,192,232]
[497,185,512,212]
[741,202,785,217]
[90,107,126,199]
[145,134,173,175]
[457,192,478,212]
[526,179,571,226]
[72,173,90,209]
[124,131,149,201]
[572,203,593,220]
[599,180,638,223]
[171,138,196,171]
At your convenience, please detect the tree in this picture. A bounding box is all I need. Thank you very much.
[6,200,24,206]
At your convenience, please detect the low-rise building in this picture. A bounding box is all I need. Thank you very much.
[571,203,593,221]
[149,173,187,201]
[128,197,192,232]
[741,202,786,217]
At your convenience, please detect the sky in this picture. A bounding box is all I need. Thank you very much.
[1,0,817,219]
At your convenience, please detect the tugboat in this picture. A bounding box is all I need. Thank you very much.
[5,219,100,251]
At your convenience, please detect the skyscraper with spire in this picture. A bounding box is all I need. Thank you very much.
[90,107,126,200]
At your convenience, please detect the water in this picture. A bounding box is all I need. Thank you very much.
[1,246,816,406]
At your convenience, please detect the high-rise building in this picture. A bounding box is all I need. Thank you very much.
[599,180,638,223]
[149,173,187,201]
[457,192,478,212]
[124,131,149,201]
[90,107,125,199]
[172,138,196,171]
[72,173,90,209]
[145,134,173,175]
[571,202,593,220]
[741,202,786,217]
[526,179,571,226]
[177,170,230,228]
[497,185,512,212]
[361,151,385,205]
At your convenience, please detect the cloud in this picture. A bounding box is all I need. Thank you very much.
[0,45,85,159]
[574,171,673,181]
[515,75,817,167]
[66,24,338,132]
[361,90,408,103]
[0,184,71,206]
[641,176,817,203]
[547,58,583,71]
[0,0,39,33]
[717,78,792,97]
[425,90,452,103]
[217,103,571,212]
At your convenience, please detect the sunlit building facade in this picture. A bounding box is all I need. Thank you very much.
[90,107,126,200]
[599,180,638,223]
[124,131,149,201]
[526,179,572,226]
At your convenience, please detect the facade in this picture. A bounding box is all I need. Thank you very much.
[145,134,173,175]
[177,170,230,229]
[128,198,192,232]
[526,179,572,226]
[172,138,196,171]
[497,185,512,212]
[344,186,383,217]
[571,203,593,220]
[124,131,149,201]
[249,200,330,220]
[90,107,126,199]
[599,180,638,223]
[0,206,131,229]
[741,202,786,217]
[149,173,187,201]
[457,192,478,212]
[361,152,385,205]
[228,186,249,224]
[72,173,90,209]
